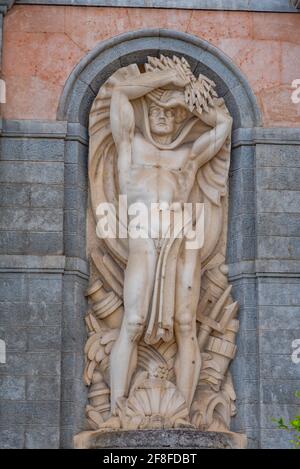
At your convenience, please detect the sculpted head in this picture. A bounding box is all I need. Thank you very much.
[149,103,176,137]
[147,90,189,144]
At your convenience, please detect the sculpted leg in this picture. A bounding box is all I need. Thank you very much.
[174,246,202,410]
[110,238,157,412]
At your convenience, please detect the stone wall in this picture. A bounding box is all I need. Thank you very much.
[0,2,299,448]
[2,6,300,127]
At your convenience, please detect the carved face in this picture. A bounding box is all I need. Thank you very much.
[149,104,176,136]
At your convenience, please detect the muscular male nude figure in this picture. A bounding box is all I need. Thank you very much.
[109,67,232,412]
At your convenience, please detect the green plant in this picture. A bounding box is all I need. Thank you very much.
[272,391,300,448]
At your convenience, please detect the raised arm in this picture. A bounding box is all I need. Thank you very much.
[110,69,187,193]
[189,106,232,169]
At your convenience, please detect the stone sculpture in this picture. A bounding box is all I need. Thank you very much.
[75,55,243,448]
[291,0,300,9]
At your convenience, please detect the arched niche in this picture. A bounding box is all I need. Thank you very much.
[57,29,261,447]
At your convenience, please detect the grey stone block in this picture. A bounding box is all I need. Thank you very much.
[25,425,59,449]
[257,189,300,214]
[64,163,87,190]
[2,120,67,138]
[260,403,300,429]
[258,280,300,306]
[230,146,255,171]
[64,209,79,234]
[27,375,60,401]
[0,207,63,232]
[63,276,82,305]
[256,144,300,168]
[0,138,64,162]
[257,236,300,260]
[66,123,88,146]
[73,352,86,381]
[260,429,294,449]
[9,0,299,13]
[30,185,64,208]
[230,354,258,382]
[4,326,27,351]
[64,140,88,165]
[0,351,60,376]
[65,79,96,126]
[64,187,87,211]
[227,235,256,262]
[260,353,300,380]
[259,329,300,355]
[0,301,28,326]
[0,376,26,400]
[62,304,86,352]
[0,254,65,271]
[0,426,25,449]
[28,276,62,303]
[0,230,30,254]
[26,302,62,326]
[228,190,255,217]
[27,326,61,352]
[0,184,30,207]
[231,402,259,430]
[64,233,86,258]
[257,212,300,237]
[257,166,300,191]
[60,426,76,449]
[224,84,257,129]
[228,214,256,238]
[27,232,63,255]
[231,279,257,307]
[0,275,26,302]
[259,306,300,330]
[232,379,259,404]
[79,46,123,95]
[260,380,300,404]
[0,161,64,185]
[238,307,257,331]
[0,401,62,425]
[61,352,76,379]
[236,330,258,355]
[25,401,60,426]
[61,378,87,403]
[229,168,255,194]
[0,299,60,327]
[63,257,89,277]
[60,401,86,428]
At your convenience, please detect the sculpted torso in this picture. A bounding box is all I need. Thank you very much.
[128,132,193,208]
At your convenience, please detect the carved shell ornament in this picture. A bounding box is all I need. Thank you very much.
[74,54,243,448]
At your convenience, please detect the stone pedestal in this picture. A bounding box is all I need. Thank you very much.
[74,429,247,449]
